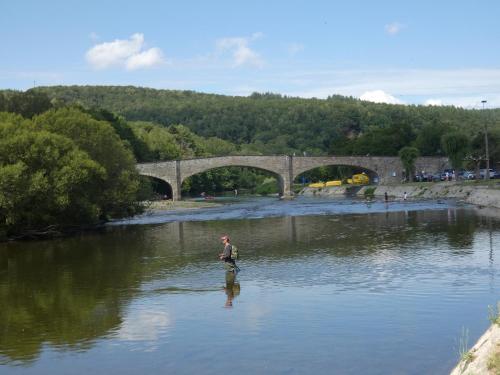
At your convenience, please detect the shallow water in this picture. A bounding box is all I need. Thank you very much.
[1,197,499,374]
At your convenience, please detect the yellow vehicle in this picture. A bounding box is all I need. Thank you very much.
[325,180,342,187]
[346,178,353,184]
[308,182,325,188]
[351,173,370,185]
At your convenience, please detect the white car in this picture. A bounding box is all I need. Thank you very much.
[479,169,496,179]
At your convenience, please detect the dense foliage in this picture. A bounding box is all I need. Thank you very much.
[29,86,500,159]
[398,147,420,181]
[0,109,142,239]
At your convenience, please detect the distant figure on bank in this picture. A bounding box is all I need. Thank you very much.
[219,235,237,272]
[384,192,388,202]
[234,188,238,196]
[403,192,408,200]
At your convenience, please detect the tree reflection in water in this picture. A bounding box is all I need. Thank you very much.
[0,205,497,366]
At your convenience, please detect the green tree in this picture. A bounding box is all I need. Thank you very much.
[199,137,237,156]
[86,108,150,162]
[414,121,450,155]
[130,121,183,161]
[5,90,52,118]
[0,115,105,238]
[398,146,420,182]
[441,132,469,171]
[33,108,141,218]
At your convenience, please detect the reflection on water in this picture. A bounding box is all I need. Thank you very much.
[224,271,240,308]
[0,198,499,374]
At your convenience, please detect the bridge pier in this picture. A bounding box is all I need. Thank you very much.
[171,180,181,201]
[280,155,294,199]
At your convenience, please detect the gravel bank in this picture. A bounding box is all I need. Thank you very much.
[300,182,500,209]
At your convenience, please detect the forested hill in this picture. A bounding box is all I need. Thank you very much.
[27,85,500,156]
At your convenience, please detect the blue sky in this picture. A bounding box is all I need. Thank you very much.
[1,0,499,107]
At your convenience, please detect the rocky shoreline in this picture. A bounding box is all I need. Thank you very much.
[300,181,500,209]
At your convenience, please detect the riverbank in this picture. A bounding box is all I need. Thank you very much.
[450,318,500,375]
[300,181,500,209]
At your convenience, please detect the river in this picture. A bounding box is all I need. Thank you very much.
[0,197,499,374]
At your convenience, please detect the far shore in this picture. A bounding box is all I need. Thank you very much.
[300,180,500,209]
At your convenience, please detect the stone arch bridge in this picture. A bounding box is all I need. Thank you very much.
[137,155,448,200]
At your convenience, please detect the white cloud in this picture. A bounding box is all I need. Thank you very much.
[281,68,500,108]
[425,99,443,106]
[360,90,403,104]
[421,95,500,109]
[85,33,165,70]
[118,309,171,342]
[216,32,264,68]
[385,22,404,35]
[126,47,164,70]
[287,43,304,56]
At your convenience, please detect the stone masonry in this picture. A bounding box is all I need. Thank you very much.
[137,155,448,200]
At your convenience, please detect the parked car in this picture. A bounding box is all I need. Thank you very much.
[414,173,430,182]
[479,169,497,179]
[461,171,476,180]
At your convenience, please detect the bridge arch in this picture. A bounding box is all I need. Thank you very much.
[141,175,174,199]
[294,163,380,184]
[180,164,286,196]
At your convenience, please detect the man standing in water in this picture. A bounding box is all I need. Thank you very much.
[219,235,236,272]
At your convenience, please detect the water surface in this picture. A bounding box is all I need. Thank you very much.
[0,197,499,374]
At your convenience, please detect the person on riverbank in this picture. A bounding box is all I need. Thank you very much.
[219,235,236,272]
[403,192,408,200]
[384,192,388,202]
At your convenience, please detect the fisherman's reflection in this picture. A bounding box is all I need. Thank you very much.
[224,271,240,308]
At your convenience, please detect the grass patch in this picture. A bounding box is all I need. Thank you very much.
[417,187,427,197]
[488,303,500,325]
[292,184,305,194]
[458,327,475,366]
[255,178,279,196]
[487,345,500,374]
[364,186,376,197]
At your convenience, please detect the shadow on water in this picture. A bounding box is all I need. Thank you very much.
[0,199,498,372]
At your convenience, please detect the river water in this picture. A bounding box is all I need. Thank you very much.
[0,197,499,374]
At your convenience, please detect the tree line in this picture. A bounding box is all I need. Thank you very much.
[28,86,499,158]
[1,87,499,238]
[0,91,277,239]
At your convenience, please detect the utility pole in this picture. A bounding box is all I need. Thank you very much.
[481,100,490,180]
